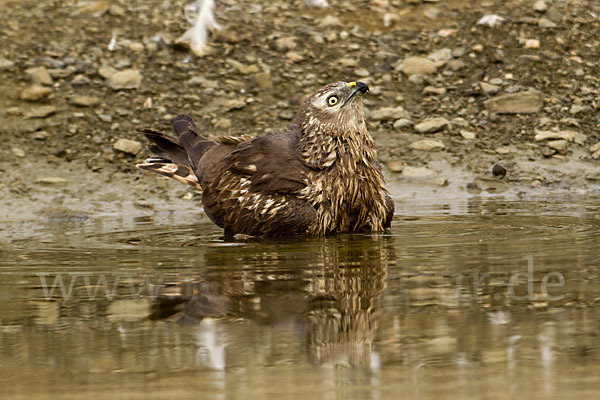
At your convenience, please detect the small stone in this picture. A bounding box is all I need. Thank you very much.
[214,118,232,129]
[427,48,453,66]
[0,56,14,70]
[589,143,600,153]
[275,36,296,51]
[547,140,568,151]
[32,131,49,140]
[534,130,578,142]
[484,90,544,114]
[227,59,259,75]
[409,139,445,151]
[109,4,125,16]
[72,74,91,85]
[70,96,101,107]
[393,119,412,129]
[538,18,557,28]
[585,171,600,181]
[423,86,447,95]
[254,72,272,89]
[221,99,246,111]
[26,66,52,85]
[533,0,547,12]
[495,147,510,155]
[128,42,144,52]
[20,85,52,101]
[113,138,142,155]
[400,57,438,76]
[401,166,436,179]
[354,68,370,77]
[460,130,476,140]
[24,105,56,118]
[319,15,342,27]
[371,106,410,121]
[424,8,440,20]
[480,82,500,95]
[524,39,540,49]
[492,164,506,177]
[108,69,142,90]
[12,148,25,158]
[286,51,304,62]
[414,117,450,133]
[36,177,67,184]
[387,161,404,173]
[74,1,108,16]
[98,66,117,79]
[569,104,588,115]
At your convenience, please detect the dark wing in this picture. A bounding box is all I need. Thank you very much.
[224,129,308,194]
[200,128,316,236]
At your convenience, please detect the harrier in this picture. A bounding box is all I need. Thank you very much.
[137,81,394,236]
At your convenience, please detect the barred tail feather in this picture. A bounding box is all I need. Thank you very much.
[137,159,202,190]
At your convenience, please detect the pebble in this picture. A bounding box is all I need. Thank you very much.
[533,0,547,12]
[275,37,296,51]
[319,15,342,27]
[24,105,56,118]
[414,117,450,133]
[113,138,142,155]
[590,143,600,153]
[534,130,578,142]
[221,99,246,111]
[400,57,438,76]
[480,82,500,95]
[98,66,117,79]
[569,104,588,115]
[227,59,259,75]
[387,161,404,173]
[73,1,108,17]
[20,85,52,101]
[492,164,507,177]
[484,90,544,114]
[401,166,437,179]
[26,66,53,86]
[538,18,557,28]
[0,56,14,69]
[460,130,476,140]
[393,119,412,129]
[31,131,49,140]
[72,74,92,85]
[36,177,67,184]
[214,118,232,129]
[371,106,409,121]
[409,139,445,151]
[12,147,25,158]
[254,72,272,89]
[109,69,142,90]
[524,39,540,49]
[547,140,568,151]
[428,48,453,66]
[286,51,304,62]
[70,96,101,107]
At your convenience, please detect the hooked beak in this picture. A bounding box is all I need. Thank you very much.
[343,81,369,106]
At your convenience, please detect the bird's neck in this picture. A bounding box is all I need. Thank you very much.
[297,122,377,169]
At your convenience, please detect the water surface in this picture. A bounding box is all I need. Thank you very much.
[1,197,599,399]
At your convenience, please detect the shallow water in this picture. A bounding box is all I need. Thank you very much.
[1,197,600,399]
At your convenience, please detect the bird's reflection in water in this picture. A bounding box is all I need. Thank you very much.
[150,235,391,367]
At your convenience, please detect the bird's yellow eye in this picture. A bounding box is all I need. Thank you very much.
[327,95,339,106]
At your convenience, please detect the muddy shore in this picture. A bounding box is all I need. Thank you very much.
[1,0,599,223]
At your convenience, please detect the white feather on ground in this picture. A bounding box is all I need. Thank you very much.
[175,0,221,56]
[176,0,329,57]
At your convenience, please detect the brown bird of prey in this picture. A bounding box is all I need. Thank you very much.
[137,81,394,236]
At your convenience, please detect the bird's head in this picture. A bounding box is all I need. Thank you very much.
[296,81,369,139]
